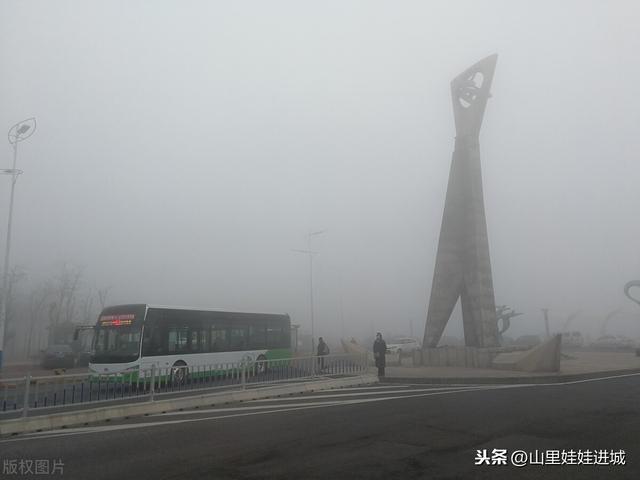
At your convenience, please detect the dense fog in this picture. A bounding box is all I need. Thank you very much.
[1,0,639,356]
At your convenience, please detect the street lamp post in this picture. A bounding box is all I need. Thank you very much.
[0,118,36,370]
[292,229,325,356]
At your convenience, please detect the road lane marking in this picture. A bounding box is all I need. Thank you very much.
[328,385,411,391]
[152,387,485,415]
[0,404,350,443]
[551,371,640,385]
[0,386,507,442]
[154,400,353,415]
[248,386,488,402]
[3,371,638,443]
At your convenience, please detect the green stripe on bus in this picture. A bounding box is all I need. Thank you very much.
[265,348,292,360]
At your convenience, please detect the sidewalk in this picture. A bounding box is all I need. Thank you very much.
[377,351,640,384]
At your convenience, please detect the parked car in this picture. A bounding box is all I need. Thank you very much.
[512,335,542,347]
[386,337,421,356]
[590,335,635,350]
[561,331,584,348]
[41,344,76,369]
[74,350,92,367]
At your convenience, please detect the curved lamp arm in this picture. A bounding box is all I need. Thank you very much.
[624,280,640,306]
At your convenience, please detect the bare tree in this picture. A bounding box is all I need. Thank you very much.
[97,286,111,311]
[3,261,111,360]
[80,291,96,324]
[2,266,27,352]
[79,284,111,324]
[24,283,51,358]
[51,263,83,326]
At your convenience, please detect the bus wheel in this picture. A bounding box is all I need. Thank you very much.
[256,355,268,375]
[171,362,188,384]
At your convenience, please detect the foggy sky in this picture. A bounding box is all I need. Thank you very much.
[1,0,639,342]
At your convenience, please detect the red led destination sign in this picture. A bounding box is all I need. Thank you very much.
[99,314,135,327]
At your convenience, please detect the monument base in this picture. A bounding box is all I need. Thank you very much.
[416,345,527,369]
[491,335,561,372]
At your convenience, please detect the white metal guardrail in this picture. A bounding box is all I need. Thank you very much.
[0,353,367,418]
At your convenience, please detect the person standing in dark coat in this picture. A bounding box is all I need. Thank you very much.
[317,337,330,370]
[373,332,387,377]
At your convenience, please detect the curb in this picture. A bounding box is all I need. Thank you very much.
[0,374,378,436]
[380,368,640,385]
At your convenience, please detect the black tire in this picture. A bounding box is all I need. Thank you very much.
[170,361,189,385]
[255,355,268,375]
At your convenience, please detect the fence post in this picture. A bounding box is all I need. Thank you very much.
[312,355,317,378]
[22,374,31,418]
[241,362,246,390]
[149,364,156,402]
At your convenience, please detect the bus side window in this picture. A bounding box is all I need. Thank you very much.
[190,329,199,353]
[249,325,266,349]
[201,327,210,353]
[229,327,247,351]
[190,327,209,353]
[211,326,228,352]
[267,326,285,349]
[168,326,189,354]
[142,323,162,356]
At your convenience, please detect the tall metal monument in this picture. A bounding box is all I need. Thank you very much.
[423,54,499,348]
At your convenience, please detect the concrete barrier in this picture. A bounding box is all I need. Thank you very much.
[492,334,561,372]
[0,374,378,436]
[420,345,531,368]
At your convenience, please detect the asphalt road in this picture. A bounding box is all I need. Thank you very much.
[1,373,639,479]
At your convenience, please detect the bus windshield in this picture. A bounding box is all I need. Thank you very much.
[93,326,140,363]
[92,326,142,363]
[90,306,146,364]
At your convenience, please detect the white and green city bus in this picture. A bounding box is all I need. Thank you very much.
[89,304,292,380]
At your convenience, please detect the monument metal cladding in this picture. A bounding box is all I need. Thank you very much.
[423,54,500,348]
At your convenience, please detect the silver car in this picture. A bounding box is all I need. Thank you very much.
[386,337,421,357]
